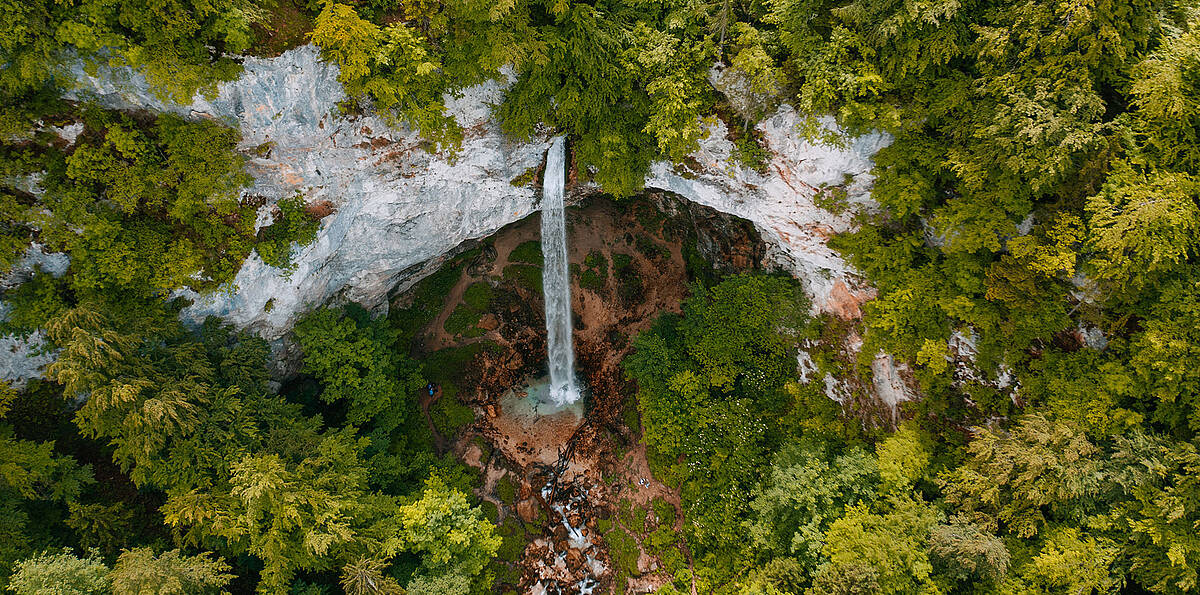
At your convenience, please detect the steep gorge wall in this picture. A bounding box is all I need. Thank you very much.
[66,45,890,340]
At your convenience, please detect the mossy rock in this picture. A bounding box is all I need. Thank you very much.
[472,435,493,462]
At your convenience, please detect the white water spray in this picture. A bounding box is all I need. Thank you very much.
[542,136,578,405]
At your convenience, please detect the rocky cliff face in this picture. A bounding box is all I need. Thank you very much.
[66,45,890,342]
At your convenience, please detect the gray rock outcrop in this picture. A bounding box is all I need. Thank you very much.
[38,44,888,350]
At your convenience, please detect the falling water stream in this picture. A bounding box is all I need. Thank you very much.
[542,136,579,405]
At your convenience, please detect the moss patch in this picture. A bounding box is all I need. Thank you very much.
[495,475,518,506]
[509,240,544,265]
[503,264,543,294]
[463,281,494,311]
[443,304,481,337]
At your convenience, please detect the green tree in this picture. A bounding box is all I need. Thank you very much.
[162,432,372,593]
[940,415,1102,538]
[747,441,878,578]
[7,549,109,595]
[340,557,404,595]
[624,274,810,553]
[929,518,1010,585]
[809,498,940,594]
[1086,163,1200,292]
[1105,433,1200,593]
[394,476,501,593]
[109,548,233,595]
[1003,528,1120,595]
[294,305,424,432]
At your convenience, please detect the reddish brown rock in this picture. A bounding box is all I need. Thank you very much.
[517,499,540,523]
[566,548,585,572]
[479,313,500,331]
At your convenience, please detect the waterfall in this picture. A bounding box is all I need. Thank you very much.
[542,136,578,405]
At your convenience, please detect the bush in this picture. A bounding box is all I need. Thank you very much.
[430,396,475,436]
[604,527,641,576]
[255,193,321,273]
[495,476,518,506]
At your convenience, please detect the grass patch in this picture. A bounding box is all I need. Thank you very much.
[463,281,494,311]
[612,252,645,306]
[612,252,633,272]
[430,396,475,436]
[681,229,718,286]
[585,250,608,273]
[444,304,481,337]
[509,240,543,265]
[596,517,614,533]
[503,264,542,294]
[635,236,670,261]
[421,342,495,400]
[496,475,519,506]
[577,250,608,291]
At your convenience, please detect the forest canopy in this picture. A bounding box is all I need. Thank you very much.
[4,0,1200,593]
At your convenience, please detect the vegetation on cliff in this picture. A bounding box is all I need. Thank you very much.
[4,0,1200,593]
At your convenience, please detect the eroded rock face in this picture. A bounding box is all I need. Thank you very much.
[69,46,551,340]
[63,44,890,342]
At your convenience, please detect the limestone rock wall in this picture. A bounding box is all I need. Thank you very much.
[65,45,889,340]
